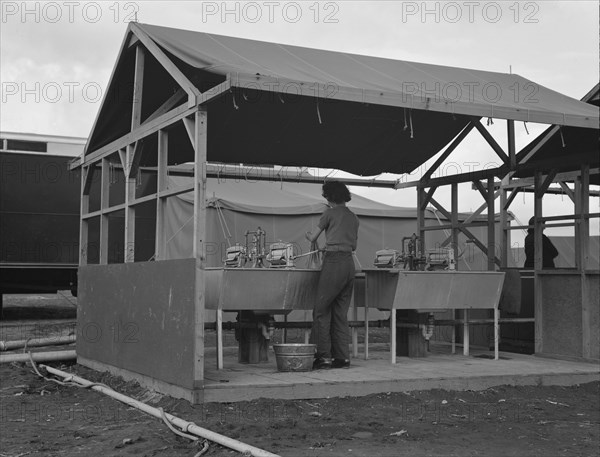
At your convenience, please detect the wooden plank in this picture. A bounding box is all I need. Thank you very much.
[422,122,475,181]
[534,171,543,354]
[421,186,437,209]
[518,125,560,165]
[430,197,453,221]
[99,158,110,265]
[397,166,507,189]
[463,309,469,356]
[417,187,426,258]
[124,145,136,263]
[472,180,489,201]
[536,169,558,198]
[494,308,500,360]
[131,45,145,130]
[500,176,509,268]
[78,103,195,169]
[79,167,89,266]
[487,177,496,271]
[557,181,576,203]
[182,116,195,148]
[155,130,168,260]
[193,108,208,387]
[390,308,396,364]
[580,165,591,359]
[216,309,223,370]
[143,88,186,125]
[507,119,516,169]
[82,165,96,195]
[504,187,521,210]
[130,22,200,107]
[473,119,509,165]
[451,183,459,266]
[127,140,144,179]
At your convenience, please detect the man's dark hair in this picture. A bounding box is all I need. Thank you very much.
[322,181,352,204]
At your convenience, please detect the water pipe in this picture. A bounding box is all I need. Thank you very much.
[39,364,280,457]
[1,350,76,364]
[0,334,76,351]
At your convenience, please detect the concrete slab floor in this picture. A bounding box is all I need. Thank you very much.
[202,343,600,403]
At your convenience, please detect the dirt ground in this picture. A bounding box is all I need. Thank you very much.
[1,294,599,457]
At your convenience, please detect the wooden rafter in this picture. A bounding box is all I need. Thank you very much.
[472,119,509,165]
[504,187,521,210]
[422,121,476,181]
[472,180,489,201]
[420,186,437,210]
[131,45,145,130]
[129,22,201,108]
[143,88,186,126]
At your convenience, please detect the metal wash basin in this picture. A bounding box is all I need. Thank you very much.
[362,269,505,311]
[205,268,320,314]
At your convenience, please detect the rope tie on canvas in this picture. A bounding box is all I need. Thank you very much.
[316,99,322,124]
[409,109,414,138]
[523,121,529,135]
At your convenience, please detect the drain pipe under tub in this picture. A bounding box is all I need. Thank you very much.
[39,364,280,457]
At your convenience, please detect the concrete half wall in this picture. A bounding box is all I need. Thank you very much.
[77,259,197,392]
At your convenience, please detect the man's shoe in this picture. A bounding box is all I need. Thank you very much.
[331,358,350,369]
[313,357,331,370]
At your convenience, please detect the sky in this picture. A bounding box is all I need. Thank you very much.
[1,0,599,245]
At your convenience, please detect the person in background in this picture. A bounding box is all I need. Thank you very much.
[305,181,359,369]
[524,216,559,269]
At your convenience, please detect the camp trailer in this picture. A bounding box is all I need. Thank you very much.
[0,132,84,312]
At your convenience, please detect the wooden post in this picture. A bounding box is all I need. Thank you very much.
[216,309,223,370]
[155,130,168,260]
[417,186,426,256]
[499,177,509,268]
[193,109,208,388]
[507,120,516,170]
[579,165,591,359]
[390,307,397,364]
[451,183,459,264]
[79,166,90,266]
[463,309,469,356]
[364,288,369,360]
[494,308,500,360]
[99,158,110,264]
[124,146,136,263]
[487,177,496,271]
[505,118,516,268]
[352,299,358,358]
[451,183,458,350]
[533,170,543,354]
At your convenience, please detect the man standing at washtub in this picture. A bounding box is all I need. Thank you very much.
[305,181,360,369]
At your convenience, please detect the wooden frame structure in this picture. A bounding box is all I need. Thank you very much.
[72,24,599,401]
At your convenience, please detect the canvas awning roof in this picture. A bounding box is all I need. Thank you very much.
[84,23,599,178]
[515,83,599,184]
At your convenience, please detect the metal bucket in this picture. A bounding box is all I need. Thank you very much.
[272,344,316,372]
